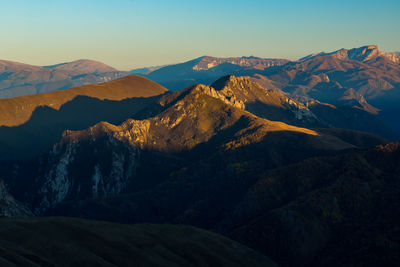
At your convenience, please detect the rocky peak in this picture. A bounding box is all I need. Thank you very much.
[300,45,400,64]
[347,45,398,63]
[192,56,289,71]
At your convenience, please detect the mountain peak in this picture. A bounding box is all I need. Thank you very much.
[211,75,247,90]
[300,45,400,64]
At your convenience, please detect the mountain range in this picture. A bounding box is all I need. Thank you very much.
[0,45,399,266]
[134,45,400,134]
[3,45,400,135]
[0,59,128,99]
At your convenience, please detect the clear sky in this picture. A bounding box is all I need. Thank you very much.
[0,0,399,70]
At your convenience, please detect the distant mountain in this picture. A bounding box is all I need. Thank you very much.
[0,75,168,160]
[141,56,289,91]
[44,59,119,74]
[0,217,276,267]
[0,59,128,99]
[130,65,168,75]
[250,45,400,133]
[300,45,400,64]
[260,45,400,104]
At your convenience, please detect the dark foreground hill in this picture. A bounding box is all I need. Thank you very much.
[46,143,400,267]
[0,217,277,267]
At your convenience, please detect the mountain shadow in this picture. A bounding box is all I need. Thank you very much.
[0,94,163,160]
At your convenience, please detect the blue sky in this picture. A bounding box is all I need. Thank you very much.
[0,0,399,70]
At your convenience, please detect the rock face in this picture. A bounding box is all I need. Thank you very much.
[0,59,129,99]
[35,132,140,213]
[192,56,289,71]
[0,180,32,217]
[211,75,318,126]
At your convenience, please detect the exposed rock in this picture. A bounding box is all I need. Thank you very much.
[0,180,32,217]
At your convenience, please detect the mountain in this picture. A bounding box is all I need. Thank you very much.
[1,75,376,212]
[0,217,276,267]
[0,72,395,266]
[129,45,400,135]
[229,142,400,266]
[141,56,289,91]
[208,75,396,139]
[299,45,400,64]
[40,140,399,267]
[261,45,400,104]
[44,59,119,74]
[0,75,168,160]
[130,65,168,75]
[253,45,400,133]
[0,59,128,99]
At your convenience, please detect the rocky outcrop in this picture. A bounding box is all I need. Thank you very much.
[36,133,139,213]
[211,75,319,125]
[0,180,32,217]
[192,56,289,71]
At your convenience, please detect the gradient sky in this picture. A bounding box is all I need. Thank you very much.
[1,0,399,70]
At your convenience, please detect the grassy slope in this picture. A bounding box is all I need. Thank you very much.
[0,217,277,267]
[0,75,168,127]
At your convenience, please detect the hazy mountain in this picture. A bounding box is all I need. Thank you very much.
[0,59,128,99]
[0,75,168,160]
[0,217,276,267]
[130,65,168,75]
[141,56,289,91]
[251,45,400,133]
[44,59,119,74]
[299,45,400,64]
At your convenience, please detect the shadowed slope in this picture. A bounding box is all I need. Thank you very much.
[0,76,168,160]
[0,217,277,267]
